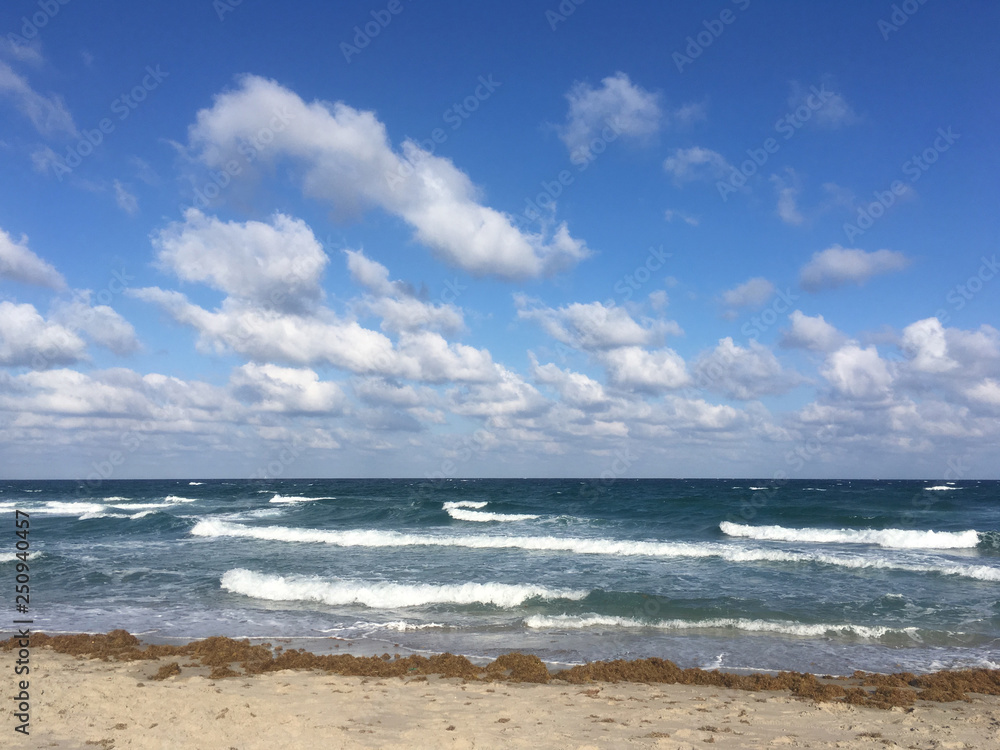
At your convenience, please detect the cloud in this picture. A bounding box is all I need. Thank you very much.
[799,245,909,291]
[900,317,958,374]
[230,363,346,414]
[0,227,66,289]
[788,80,858,129]
[529,355,610,411]
[770,168,804,225]
[821,343,893,400]
[780,310,848,352]
[694,338,801,400]
[516,297,678,351]
[345,249,463,335]
[720,277,774,309]
[557,72,662,160]
[50,292,140,355]
[0,60,76,136]
[448,366,549,419]
[187,75,588,280]
[113,180,139,215]
[152,209,329,313]
[663,209,699,226]
[663,146,731,184]
[0,301,86,367]
[597,346,690,393]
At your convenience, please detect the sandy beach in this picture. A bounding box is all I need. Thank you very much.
[5,633,1000,749]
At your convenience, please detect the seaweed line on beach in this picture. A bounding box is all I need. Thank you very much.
[6,630,1000,710]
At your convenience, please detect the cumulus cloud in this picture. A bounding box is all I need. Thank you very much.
[345,249,463,335]
[448,366,550,419]
[230,363,346,414]
[557,72,662,161]
[799,245,909,291]
[780,310,848,352]
[597,346,690,393]
[694,338,801,400]
[187,75,588,280]
[0,60,76,136]
[720,277,774,309]
[0,227,66,289]
[821,343,893,400]
[0,301,86,367]
[663,146,732,184]
[516,297,678,351]
[529,355,610,411]
[900,318,959,373]
[50,292,140,355]
[152,209,328,313]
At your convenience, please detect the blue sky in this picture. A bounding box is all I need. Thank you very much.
[1,0,998,480]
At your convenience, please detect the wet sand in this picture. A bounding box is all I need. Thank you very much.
[4,632,1000,749]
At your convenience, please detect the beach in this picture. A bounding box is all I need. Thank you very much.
[5,632,1000,749]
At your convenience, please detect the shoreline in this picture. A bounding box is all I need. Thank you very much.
[4,631,1000,749]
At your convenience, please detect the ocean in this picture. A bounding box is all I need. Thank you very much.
[3,478,998,676]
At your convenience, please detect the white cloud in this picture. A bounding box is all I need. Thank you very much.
[787,81,858,129]
[0,227,66,289]
[516,298,677,351]
[152,209,328,313]
[187,75,588,280]
[800,245,909,291]
[720,277,774,309]
[230,363,346,414]
[598,346,690,393]
[113,180,139,215]
[0,60,76,136]
[529,355,610,411]
[663,209,699,226]
[965,379,1000,406]
[770,168,804,225]
[50,292,139,355]
[663,146,731,184]
[821,343,893,400]
[558,72,662,160]
[694,338,801,400]
[900,318,958,373]
[448,366,549,419]
[780,310,848,352]
[0,301,86,367]
[345,249,463,335]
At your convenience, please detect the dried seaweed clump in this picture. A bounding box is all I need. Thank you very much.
[485,652,550,683]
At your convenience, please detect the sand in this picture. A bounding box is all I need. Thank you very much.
[4,634,1000,749]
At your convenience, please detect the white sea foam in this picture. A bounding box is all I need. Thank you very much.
[191,520,1000,581]
[523,614,917,640]
[268,494,335,504]
[720,521,981,549]
[220,569,588,608]
[924,485,961,491]
[442,500,539,522]
[0,551,42,563]
[748,487,769,491]
[189,482,204,485]
[38,501,109,516]
[356,621,448,632]
[164,495,197,503]
[442,501,488,509]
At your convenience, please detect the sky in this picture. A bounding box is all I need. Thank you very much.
[0,0,998,480]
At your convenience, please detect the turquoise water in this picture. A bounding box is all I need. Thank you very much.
[3,478,998,675]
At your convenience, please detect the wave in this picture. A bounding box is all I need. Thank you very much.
[191,521,1000,581]
[442,500,539,522]
[164,496,197,503]
[720,521,981,550]
[523,614,917,640]
[220,569,588,608]
[188,482,204,485]
[0,551,42,563]
[269,494,323,504]
[924,485,961,491]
